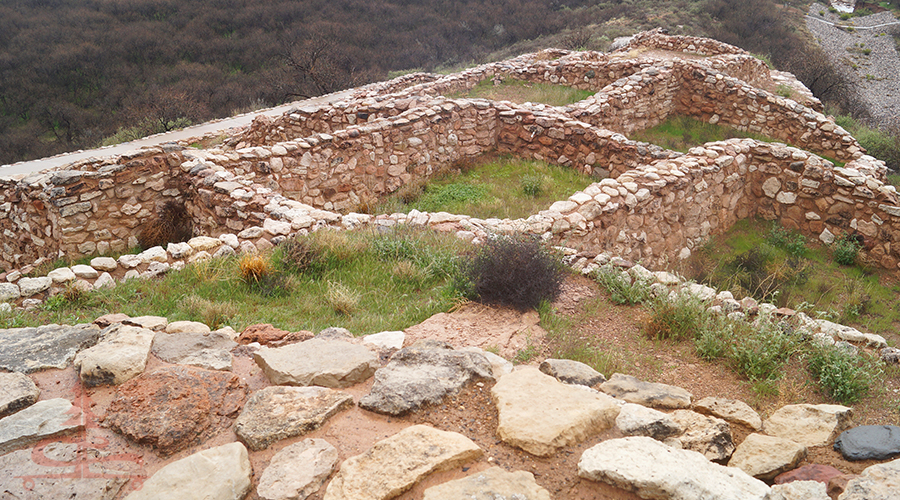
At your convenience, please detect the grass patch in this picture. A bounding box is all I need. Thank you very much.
[375,155,594,219]
[3,227,469,334]
[690,218,900,334]
[629,115,776,152]
[806,343,882,404]
[833,114,900,171]
[447,78,594,107]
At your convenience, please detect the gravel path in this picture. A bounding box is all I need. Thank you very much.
[806,3,900,129]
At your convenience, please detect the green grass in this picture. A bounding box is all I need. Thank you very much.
[833,114,900,171]
[376,155,594,220]
[691,219,900,335]
[447,79,595,107]
[1,227,469,335]
[629,115,776,153]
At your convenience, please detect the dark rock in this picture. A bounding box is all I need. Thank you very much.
[881,347,900,364]
[103,366,248,456]
[834,425,900,461]
[774,463,844,485]
[539,358,607,386]
[0,324,101,373]
[358,340,493,416]
[827,473,857,499]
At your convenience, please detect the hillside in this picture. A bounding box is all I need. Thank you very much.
[2,0,889,167]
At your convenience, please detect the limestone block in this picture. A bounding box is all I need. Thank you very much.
[729,433,807,480]
[423,467,551,500]
[763,404,852,447]
[48,267,76,283]
[124,442,251,500]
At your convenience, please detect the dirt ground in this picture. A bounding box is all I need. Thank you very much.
[18,275,900,499]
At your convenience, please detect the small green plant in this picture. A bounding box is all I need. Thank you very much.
[775,84,793,98]
[593,266,650,305]
[765,224,807,257]
[806,344,880,404]
[832,234,861,266]
[840,12,852,20]
[460,235,565,311]
[643,292,709,341]
[728,314,797,382]
[521,174,545,197]
[513,342,539,364]
[694,314,735,360]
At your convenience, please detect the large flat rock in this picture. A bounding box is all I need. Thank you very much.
[254,338,377,388]
[839,458,900,500]
[257,438,338,500]
[422,466,551,500]
[491,367,621,456]
[0,324,101,373]
[578,436,770,500]
[0,372,40,417]
[693,396,762,430]
[833,425,900,461]
[358,340,493,416]
[74,325,155,386]
[763,404,852,447]
[0,398,84,455]
[103,366,248,456]
[0,447,127,499]
[615,403,682,440]
[323,425,482,500]
[729,433,808,480]
[234,386,353,451]
[151,330,237,364]
[599,373,692,409]
[124,442,251,500]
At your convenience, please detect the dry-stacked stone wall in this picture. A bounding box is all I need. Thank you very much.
[1,29,897,279]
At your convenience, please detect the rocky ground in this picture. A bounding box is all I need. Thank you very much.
[806,2,900,129]
[1,272,899,500]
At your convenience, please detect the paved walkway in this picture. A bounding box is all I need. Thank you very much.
[0,89,355,178]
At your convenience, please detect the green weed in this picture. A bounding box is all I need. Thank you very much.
[593,266,651,305]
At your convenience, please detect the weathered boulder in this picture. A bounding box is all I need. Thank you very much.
[74,325,155,386]
[362,330,405,350]
[234,386,353,451]
[838,458,900,500]
[124,442,251,500]
[422,467,551,500]
[763,404,852,447]
[615,403,682,440]
[579,436,769,500]
[0,323,101,373]
[728,433,808,480]
[491,367,621,456]
[833,425,900,461]
[254,338,378,388]
[600,373,692,409]
[693,396,762,430]
[0,282,19,302]
[18,276,51,296]
[166,320,211,334]
[539,358,607,386]
[257,439,338,500]
[180,348,233,371]
[0,372,40,417]
[238,323,292,345]
[323,425,482,500]
[0,399,84,455]
[103,366,248,456]
[123,315,168,331]
[670,409,735,461]
[358,340,492,416]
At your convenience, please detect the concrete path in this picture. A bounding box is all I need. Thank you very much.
[0,89,355,178]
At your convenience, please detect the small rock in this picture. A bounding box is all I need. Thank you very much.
[578,437,769,500]
[181,349,233,371]
[422,466,551,500]
[491,367,620,456]
[763,404,852,447]
[257,439,338,500]
[600,373,692,409]
[539,358,607,386]
[359,340,493,416]
[881,347,900,364]
[615,403,683,440]
[117,254,142,269]
[775,464,844,485]
[17,276,52,296]
[0,372,40,417]
[833,425,900,461]
[188,236,222,252]
[670,409,735,461]
[0,399,84,455]
[693,397,762,430]
[768,481,829,500]
[124,315,168,331]
[234,386,353,451]
[323,425,482,500]
[166,320,211,334]
[74,325,155,386]
[254,338,378,388]
[124,442,251,500]
[729,433,807,480]
[838,458,900,500]
[238,323,292,345]
[93,272,115,289]
[151,330,237,365]
[362,330,405,350]
[48,267,76,283]
[90,257,118,272]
